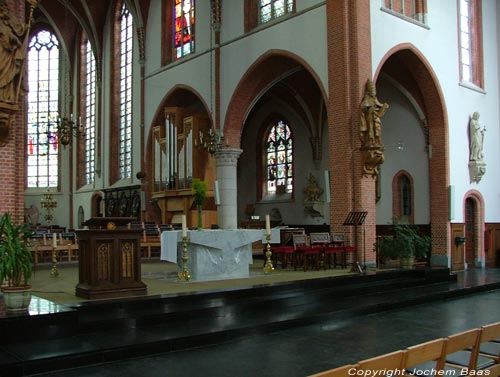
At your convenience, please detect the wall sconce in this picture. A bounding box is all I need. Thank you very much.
[57,115,84,146]
[40,190,57,225]
[199,128,224,155]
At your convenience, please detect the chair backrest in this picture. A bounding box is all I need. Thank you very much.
[356,350,405,372]
[310,232,330,245]
[332,233,345,243]
[308,364,355,377]
[480,322,500,343]
[446,328,481,354]
[403,338,446,371]
[292,234,308,248]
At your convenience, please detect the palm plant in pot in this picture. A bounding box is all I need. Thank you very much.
[0,212,34,311]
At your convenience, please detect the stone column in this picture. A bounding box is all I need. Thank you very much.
[214,147,242,229]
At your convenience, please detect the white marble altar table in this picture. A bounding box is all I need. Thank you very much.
[160,229,279,281]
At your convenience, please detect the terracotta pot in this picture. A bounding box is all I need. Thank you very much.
[1,285,32,311]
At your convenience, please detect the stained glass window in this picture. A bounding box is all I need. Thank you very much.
[27,31,60,188]
[83,39,96,185]
[259,0,294,24]
[119,3,133,179]
[265,120,293,194]
[174,0,195,59]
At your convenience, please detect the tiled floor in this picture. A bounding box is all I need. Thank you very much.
[21,268,500,377]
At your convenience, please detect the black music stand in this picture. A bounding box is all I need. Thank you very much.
[343,211,368,273]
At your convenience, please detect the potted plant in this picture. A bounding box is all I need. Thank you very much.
[192,178,208,230]
[0,212,34,311]
[375,221,431,269]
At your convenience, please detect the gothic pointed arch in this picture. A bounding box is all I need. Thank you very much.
[375,43,449,266]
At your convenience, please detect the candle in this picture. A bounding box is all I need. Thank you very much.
[181,214,187,238]
[214,180,220,206]
[265,214,271,236]
[52,233,57,248]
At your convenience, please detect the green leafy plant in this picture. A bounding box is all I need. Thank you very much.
[375,221,431,261]
[192,178,208,207]
[0,212,34,287]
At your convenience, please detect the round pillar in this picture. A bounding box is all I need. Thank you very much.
[214,148,243,229]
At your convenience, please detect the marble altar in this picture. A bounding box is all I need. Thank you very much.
[160,229,280,281]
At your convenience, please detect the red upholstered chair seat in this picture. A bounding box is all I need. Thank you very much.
[271,246,294,268]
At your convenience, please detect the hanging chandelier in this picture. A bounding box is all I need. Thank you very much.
[56,115,84,146]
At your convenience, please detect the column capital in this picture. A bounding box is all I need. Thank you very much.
[214,147,243,167]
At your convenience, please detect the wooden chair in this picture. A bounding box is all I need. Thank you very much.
[444,328,494,372]
[270,245,294,268]
[308,364,355,377]
[293,234,320,271]
[356,350,405,374]
[402,338,447,375]
[475,322,500,376]
[323,233,347,269]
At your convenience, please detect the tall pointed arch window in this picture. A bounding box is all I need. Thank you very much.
[265,120,293,195]
[458,0,484,88]
[392,171,413,223]
[26,30,60,188]
[82,38,96,185]
[174,0,195,59]
[119,2,133,179]
[399,175,411,217]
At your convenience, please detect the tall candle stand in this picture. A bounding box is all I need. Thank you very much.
[178,235,191,281]
[263,233,274,274]
[50,245,59,277]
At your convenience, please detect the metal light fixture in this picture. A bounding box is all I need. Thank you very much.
[40,190,57,225]
[57,115,84,146]
[199,128,224,155]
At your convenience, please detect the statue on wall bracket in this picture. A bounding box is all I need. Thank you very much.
[359,79,389,176]
[468,111,486,183]
[0,0,38,146]
[303,173,324,217]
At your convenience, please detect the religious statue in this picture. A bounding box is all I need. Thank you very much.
[358,79,389,176]
[468,111,487,183]
[360,80,389,148]
[469,112,485,162]
[0,0,30,104]
[0,0,37,146]
[303,173,323,202]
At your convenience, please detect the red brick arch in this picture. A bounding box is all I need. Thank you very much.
[376,43,450,262]
[223,50,328,148]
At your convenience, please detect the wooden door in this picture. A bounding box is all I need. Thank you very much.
[465,198,475,266]
[451,223,465,272]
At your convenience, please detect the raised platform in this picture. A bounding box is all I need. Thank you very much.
[1,268,500,376]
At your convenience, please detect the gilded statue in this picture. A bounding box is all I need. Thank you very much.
[359,79,389,176]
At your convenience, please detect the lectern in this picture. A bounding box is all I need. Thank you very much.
[75,218,147,299]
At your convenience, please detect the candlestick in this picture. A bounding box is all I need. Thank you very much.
[265,214,271,235]
[182,214,187,237]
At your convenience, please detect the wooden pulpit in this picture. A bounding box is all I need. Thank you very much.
[75,218,147,299]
